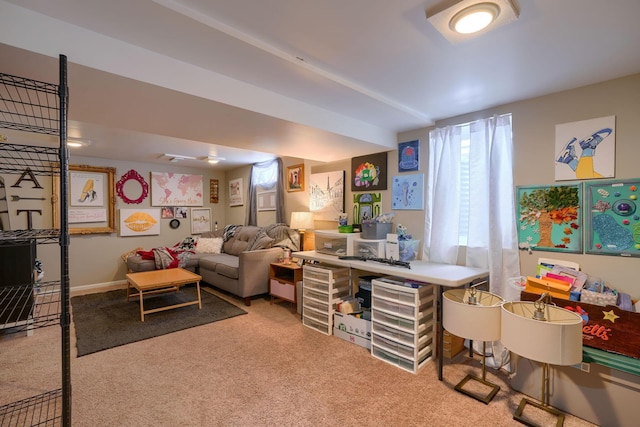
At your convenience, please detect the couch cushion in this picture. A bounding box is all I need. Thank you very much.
[223,225,262,256]
[199,253,239,279]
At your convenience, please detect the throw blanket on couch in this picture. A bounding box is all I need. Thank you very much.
[263,223,300,251]
[137,247,192,270]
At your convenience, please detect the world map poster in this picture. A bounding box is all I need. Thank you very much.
[150,172,203,206]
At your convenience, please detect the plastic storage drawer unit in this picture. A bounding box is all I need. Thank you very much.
[371,277,436,373]
[314,230,360,257]
[302,264,351,335]
[353,238,386,258]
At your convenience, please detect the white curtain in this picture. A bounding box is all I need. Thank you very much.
[424,114,521,298]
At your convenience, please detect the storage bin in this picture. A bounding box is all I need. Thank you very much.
[353,238,386,258]
[303,264,351,284]
[373,321,432,348]
[304,306,330,324]
[373,310,432,334]
[314,230,360,256]
[361,222,393,239]
[398,239,419,262]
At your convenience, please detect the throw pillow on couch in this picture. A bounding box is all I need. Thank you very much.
[195,237,224,254]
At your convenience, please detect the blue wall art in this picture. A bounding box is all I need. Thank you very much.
[391,174,424,210]
[585,178,640,257]
[398,140,419,172]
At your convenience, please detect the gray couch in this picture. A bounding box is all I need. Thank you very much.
[126,224,299,305]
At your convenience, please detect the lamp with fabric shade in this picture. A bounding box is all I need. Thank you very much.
[501,295,583,426]
[443,286,504,404]
[290,212,314,251]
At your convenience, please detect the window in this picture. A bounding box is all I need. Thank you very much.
[459,130,470,245]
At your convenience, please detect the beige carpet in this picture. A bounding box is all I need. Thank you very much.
[0,286,596,427]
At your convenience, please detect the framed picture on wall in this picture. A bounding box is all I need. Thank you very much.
[53,164,116,235]
[286,164,304,192]
[191,208,212,234]
[310,170,345,221]
[398,140,419,172]
[516,183,583,253]
[150,172,203,206]
[119,208,160,237]
[229,178,243,206]
[585,178,640,257]
[351,152,388,191]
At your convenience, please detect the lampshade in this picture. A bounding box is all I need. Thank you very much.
[443,288,503,342]
[290,212,314,230]
[501,301,583,366]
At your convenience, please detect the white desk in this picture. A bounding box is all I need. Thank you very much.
[295,251,489,380]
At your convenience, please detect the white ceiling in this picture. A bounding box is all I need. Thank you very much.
[1,0,640,170]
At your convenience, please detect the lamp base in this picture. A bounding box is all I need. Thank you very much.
[513,397,565,427]
[453,373,500,405]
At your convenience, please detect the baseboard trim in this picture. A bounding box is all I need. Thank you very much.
[71,280,128,297]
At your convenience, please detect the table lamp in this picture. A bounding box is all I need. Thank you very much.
[290,211,314,252]
[501,294,583,426]
[443,286,504,404]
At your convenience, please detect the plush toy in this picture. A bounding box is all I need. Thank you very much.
[34,259,44,282]
[396,223,412,240]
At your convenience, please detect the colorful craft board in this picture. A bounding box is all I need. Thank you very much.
[516,183,583,253]
[585,179,640,257]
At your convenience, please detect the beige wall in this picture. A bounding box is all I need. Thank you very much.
[29,73,640,297]
[396,73,640,296]
[46,156,224,289]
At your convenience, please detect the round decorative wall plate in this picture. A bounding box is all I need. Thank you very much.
[116,169,149,204]
[169,219,180,229]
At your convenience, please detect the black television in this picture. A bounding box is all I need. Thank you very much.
[0,239,36,324]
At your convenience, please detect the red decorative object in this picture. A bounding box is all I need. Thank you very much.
[116,169,149,204]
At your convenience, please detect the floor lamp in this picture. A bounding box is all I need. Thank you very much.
[290,212,314,252]
[501,294,583,427]
[443,286,504,404]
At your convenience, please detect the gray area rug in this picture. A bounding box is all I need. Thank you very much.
[71,286,246,357]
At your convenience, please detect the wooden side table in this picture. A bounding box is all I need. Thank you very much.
[269,262,302,311]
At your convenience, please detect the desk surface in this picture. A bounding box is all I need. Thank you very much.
[295,251,488,287]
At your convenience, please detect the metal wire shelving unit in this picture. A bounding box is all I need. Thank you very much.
[0,55,70,427]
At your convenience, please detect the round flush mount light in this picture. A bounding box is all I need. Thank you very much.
[207,156,226,164]
[450,3,500,34]
[67,137,92,148]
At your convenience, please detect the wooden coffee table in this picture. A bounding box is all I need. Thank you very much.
[125,268,202,322]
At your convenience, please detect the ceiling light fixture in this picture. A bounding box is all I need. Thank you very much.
[67,137,91,148]
[206,156,226,164]
[426,0,519,44]
[163,153,196,162]
[450,3,500,34]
